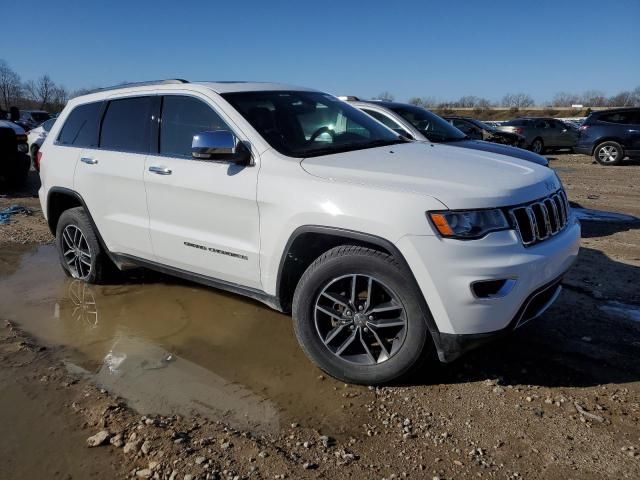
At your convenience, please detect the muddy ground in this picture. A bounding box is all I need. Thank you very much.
[0,154,639,480]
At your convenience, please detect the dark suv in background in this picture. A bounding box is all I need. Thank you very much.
[497,117,578,154]
[575,108,640,165]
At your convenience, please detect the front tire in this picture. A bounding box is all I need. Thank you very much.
[55,207,118,284]
[292,246,431,385]
[594,141,624,166]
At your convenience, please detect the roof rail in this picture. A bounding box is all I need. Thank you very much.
[88,79,189,94]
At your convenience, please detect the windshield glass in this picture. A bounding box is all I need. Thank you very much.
[222,91,405,157]
[389,105,466,142]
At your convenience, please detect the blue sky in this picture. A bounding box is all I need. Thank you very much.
[3,0,638,103]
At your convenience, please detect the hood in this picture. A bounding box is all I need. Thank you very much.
[0,120,25,134]
[301,141,561,210]
[448,139,547,166]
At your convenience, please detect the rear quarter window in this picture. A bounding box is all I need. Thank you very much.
[598,112,633,124]
[57,102,103,147]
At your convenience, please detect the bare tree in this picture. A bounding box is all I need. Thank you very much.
[374,91,394,101]
[0,60,22,110]
[579,90,606,107]
[501,93,535,108]
[25,75,56,109]
[552,92,581,107]
[51,85,69,112]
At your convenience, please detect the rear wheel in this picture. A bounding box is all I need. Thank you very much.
[292,246,431,385]
[594,141,624,166]
[530,137,544,154]
[55,207,119,284]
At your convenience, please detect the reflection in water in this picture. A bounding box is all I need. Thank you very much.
[0,246,371,435]
[65,281,98,327]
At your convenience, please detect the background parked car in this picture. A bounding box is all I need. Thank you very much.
[497,117,578,154]
[0,119,30,186]
[346,99,548,166]
[443,116,525,147]
[19,110,51,130]
[27,117,56,171]
[575,108,640,166]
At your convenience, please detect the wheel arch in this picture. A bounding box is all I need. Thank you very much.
[46,187,116,264]
[275,225,438,326]
[594,137,626,154]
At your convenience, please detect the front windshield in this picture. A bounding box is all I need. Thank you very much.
[222,91,405,157]
[389,105,466,142]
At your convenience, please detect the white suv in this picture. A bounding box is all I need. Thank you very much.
[38,80,580,384]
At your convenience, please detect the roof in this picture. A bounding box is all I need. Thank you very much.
[88,79,317,96]
[196,81,316,94]
[348,99,417,110]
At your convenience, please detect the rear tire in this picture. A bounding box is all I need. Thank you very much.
[292,245,431,385]
[594,141,624,166]
[55,207,119,284]
[530,137,544,154]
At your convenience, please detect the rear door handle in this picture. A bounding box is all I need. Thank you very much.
[81,157,98,165]
[148,166,172,175]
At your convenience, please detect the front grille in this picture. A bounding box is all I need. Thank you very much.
[508,190,570,246]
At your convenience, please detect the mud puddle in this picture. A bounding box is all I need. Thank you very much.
[0,245,372,436]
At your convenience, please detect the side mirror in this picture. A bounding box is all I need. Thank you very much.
[191,130,252,165]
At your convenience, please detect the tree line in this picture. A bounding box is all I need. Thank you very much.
[2,59,639,114]
[376,87,640,109]
[0,59,98,114]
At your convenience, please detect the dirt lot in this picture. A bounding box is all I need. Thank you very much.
[1,154,639,480]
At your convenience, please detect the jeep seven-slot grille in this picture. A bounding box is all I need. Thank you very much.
[508,190,571,246]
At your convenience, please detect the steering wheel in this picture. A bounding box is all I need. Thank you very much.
[308,126,335,143]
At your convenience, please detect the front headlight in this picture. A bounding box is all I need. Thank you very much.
[428,209,510,239]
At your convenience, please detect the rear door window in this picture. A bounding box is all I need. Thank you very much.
[159,95,229,158]
[57,102,103,147]
[100,97,152,153]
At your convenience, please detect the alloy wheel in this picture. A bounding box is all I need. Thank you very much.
[532,139,543,154]
[598,145,619,163]
[61,225,93,279]
[314,274,407,365]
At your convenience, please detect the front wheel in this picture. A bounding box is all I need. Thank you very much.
[292,246,431,385]
[594,141,624,166]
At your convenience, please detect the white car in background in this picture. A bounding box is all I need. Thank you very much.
[27,118,56,171]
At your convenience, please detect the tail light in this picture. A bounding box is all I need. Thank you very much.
[36,150,42,170]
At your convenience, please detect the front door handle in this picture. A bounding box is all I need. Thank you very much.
[149,166,172,175]
[81,157,98,165]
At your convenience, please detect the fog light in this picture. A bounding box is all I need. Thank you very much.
[471,279,516,299]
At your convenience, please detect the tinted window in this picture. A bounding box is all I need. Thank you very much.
[57,102,103,147]
[100,97,152,153]
[599,112,634,125]
[31,112,51,123]
[160,96,229,158]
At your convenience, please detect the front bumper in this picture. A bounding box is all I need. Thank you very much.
[396,217,580,361]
